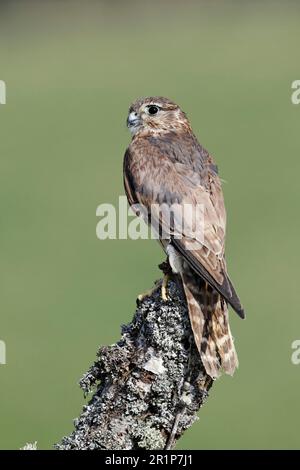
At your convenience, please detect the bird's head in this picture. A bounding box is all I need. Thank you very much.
[126,97,191,136]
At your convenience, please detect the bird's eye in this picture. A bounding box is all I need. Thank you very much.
[147,105,159,115]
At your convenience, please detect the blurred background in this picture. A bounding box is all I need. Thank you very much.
[0,0,299,450]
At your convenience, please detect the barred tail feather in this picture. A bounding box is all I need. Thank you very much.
[211,297,239,376]
[181,273,238,379]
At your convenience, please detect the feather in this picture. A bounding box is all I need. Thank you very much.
[123,96,244,378]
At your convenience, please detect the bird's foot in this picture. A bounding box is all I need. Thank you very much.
[159,259,172,300]
[161,274,171,301]
[137,280,162,304]
[137,274,171,304]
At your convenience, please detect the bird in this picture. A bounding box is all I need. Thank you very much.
[123,96,244,379]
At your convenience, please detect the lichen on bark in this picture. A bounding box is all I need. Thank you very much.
[56,279,213,450]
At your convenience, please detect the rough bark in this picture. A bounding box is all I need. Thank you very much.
[56,277,213,450]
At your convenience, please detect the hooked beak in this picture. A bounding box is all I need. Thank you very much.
[127,111,141,129]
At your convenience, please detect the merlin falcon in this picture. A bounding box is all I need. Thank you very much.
[123,96,244,379]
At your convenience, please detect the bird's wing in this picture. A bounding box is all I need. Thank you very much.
[123,145,244,317]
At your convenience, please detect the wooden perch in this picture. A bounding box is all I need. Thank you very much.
[56,273,214,450]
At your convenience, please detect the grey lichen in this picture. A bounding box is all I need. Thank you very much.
[56,279,213,450]
[20,442,37,450]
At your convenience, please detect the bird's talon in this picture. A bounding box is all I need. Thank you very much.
[161,274,170,301]
[137,274,171,304]
[137,280,162,304]
[161,290,170,302]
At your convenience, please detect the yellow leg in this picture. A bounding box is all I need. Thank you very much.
[161,274,170,301]
[137,280,161,303]
[137,274,170,303]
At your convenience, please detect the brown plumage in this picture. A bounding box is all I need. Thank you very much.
[123,96,244,378]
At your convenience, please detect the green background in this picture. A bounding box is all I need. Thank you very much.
[0,0,299,450]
